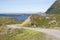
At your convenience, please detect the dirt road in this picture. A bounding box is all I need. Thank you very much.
[23,27,60,40]
[7,25,60,40]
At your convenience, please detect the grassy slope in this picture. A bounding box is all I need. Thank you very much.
[0,16,23,26]
[44,0,60,28]
[46,0,60,14]
[0,28,45,40]
[28,14,60,28]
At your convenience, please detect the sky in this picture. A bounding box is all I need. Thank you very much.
[0,0,56,13]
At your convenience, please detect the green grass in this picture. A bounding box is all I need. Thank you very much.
[28,14,60,28]
[0,16,23,26]
[0,28,46,40]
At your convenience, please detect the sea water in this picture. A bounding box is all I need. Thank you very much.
[0,14,30,20]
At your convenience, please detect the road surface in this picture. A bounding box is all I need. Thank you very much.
[7,25,60,40]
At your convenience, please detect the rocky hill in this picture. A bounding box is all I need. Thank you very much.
[28,14,60,28]
[46,0,60,14]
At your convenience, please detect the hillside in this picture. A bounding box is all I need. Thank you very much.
[27,14,60,28]
[0,16,23,26]
[46,0,60,14]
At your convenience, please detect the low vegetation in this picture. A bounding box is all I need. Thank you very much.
[0,28,46,40]
[0,16,23,26]
[28,14,60,28]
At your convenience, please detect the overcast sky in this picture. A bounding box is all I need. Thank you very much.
[0,0,56,13]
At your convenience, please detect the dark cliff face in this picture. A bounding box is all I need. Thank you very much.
[46,0,60,14]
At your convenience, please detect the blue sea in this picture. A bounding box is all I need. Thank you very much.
[0,14,30,20]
